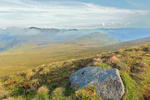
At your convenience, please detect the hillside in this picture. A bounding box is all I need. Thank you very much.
[0,37,150,77]
[0,43,150,100]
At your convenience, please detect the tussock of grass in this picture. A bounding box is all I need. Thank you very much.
[72,87,103,100]
[51,87,72,100]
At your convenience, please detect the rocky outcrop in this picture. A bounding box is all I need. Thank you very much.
[70,66,125,100]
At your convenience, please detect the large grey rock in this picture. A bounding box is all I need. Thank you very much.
[70,66,125,100]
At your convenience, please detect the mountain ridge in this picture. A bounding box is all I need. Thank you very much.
[0,28,150,51]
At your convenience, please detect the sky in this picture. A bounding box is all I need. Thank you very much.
[0,0,150,28]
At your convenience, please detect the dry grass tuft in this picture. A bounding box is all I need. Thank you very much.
[108,56,120,64]
[37,86,49,94]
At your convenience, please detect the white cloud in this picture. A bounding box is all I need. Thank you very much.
[0,0,149,28]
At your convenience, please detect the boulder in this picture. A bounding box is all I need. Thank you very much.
[70,66,125,100]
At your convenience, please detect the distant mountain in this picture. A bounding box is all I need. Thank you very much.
[67,32,118,46]
[29,27,60,33]
[0,27,150,51]
[0,33,26,51]
[0,27,61,51]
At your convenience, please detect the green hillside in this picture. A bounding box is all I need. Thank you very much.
[0,37,150,77]
[0,43,150,100]
[0,42,106,77]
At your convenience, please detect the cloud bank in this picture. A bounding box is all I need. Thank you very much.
[0,0,150,28]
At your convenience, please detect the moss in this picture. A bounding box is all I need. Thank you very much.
[121,72,142,100]
[97,63,112,69]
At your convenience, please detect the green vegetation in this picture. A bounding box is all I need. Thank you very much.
[0,37,149,77]
[0,43,101,77]
[121,72,139,100]
[0,43,150,100]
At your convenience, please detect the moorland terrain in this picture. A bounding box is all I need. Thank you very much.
[0,28,150,100]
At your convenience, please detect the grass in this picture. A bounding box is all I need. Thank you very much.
[0,43,150,99]
[121,72,139,100]
[97,63,112,69]
[0,43,101,77]
[0,39,147,77]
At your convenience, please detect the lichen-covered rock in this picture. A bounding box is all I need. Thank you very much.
[70,66,125,100]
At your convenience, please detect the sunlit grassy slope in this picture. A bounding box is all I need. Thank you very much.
[0,37,150,77]
[0,43,102,76]
[0,43,150,100]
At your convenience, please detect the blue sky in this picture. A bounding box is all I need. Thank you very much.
[72,0,150,10]
[0,0,150,28]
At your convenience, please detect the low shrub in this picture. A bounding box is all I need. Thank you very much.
[72,87,103,100]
